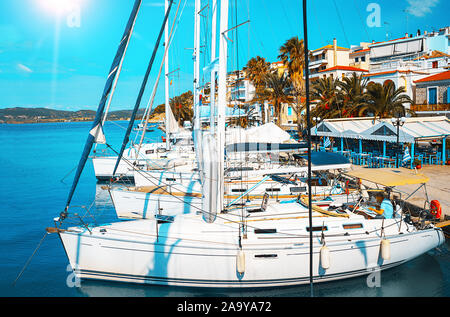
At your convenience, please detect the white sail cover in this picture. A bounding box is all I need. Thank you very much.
[90,124,106,145]
[201,132,218,223]
[166,104,180,134]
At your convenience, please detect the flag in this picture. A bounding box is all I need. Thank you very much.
[402,146,411,163]
[323,137,331,148]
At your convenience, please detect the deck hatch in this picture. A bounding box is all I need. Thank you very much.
[254,228,277,234]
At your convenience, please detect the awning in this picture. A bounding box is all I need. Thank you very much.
[311,116,450,143]
[344,167,429,187]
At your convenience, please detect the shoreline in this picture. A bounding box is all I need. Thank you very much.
[0,117,163,125]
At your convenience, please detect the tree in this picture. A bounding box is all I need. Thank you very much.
[310,76,344,120]
[255,71,295,127]
[278,37,306,133]
[243,56,271,123]
[338,73,368,117]
[359,81,414,118]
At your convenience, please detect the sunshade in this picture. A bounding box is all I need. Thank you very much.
[344,167,429,187]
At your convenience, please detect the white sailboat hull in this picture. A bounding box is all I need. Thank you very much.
[58,213,445,288]
[92,156,136,181]
[109,186,202,219]
[110,175,345,219]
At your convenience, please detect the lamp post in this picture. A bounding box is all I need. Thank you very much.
[391,116,406,167]
[313,116,321,151]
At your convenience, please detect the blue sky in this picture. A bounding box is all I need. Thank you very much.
[0,0,448,111]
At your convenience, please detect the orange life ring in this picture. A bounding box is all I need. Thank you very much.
[430,200,442,219]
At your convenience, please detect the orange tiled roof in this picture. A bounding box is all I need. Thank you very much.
[319,65,369,73]
[414,50,450,60]
[369,36,409,46]
[364,70,429,77]
[311,44,349,52]
[350,48,370,55]
[414,70,450,83]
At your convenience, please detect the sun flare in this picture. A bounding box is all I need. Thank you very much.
[38,0,81,16]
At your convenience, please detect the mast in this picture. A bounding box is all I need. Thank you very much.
[302,0,314,297]
[112,0,174,178]
[217,0,229,213]
[209,0,217,134]
[64,0,142,210]
[193,0,203,174]
[164,0,171,150]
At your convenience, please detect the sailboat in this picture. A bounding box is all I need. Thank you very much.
[49,0,445,289]
[90,1,194,182]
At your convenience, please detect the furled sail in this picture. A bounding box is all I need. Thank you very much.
[64,0,142,210]
[166,103,180,134]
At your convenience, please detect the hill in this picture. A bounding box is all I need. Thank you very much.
[0,107,149,124]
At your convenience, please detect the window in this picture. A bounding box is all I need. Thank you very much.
[287,106,293,116]
[361,56,366,62]
[428,87,437,104]
[432,61,438,69]
[343,223,363,230]
[355,57,359,62]
[306,226,328,232]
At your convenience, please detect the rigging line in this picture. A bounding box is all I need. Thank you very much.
[100,0,141,127]
[102,143,395,241]
[136,0,182,156]
[134,0,188,145]
[260,0,280,47]
[352,0,371,41]
[60,164,78,184]
[12,232,48,286]
[83,145,407,240]
[280,0,295,35]
[331,0,350,48]
[112,0,175,178]
[64,0,143,211]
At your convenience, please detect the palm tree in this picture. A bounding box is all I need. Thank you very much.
[310,76,344,120]
[338,73,368,117]
[278,37,306,132]
[255,71,295,127]
[243,56,271,123]
[359,81,414,118]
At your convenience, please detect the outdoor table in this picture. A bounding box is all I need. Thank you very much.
[375,156,395,168]
[354,153,370,165]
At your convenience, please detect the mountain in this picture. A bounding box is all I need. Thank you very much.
[0,107,147,124]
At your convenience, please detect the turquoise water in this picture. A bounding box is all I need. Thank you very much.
[0,121,449,297]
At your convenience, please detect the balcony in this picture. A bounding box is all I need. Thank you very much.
[410,104,450,112]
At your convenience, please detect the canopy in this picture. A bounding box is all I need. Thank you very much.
[344,167,429,187]
[226,122,292,145]
[311,116,450,143]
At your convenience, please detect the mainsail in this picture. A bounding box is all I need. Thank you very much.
[64,0,142,210]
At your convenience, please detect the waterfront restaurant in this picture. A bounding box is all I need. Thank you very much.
[310,116,450,168]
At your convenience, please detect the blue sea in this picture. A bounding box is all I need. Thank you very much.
[0,121,449,297]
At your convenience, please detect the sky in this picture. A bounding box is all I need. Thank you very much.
[0,0,448,111]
